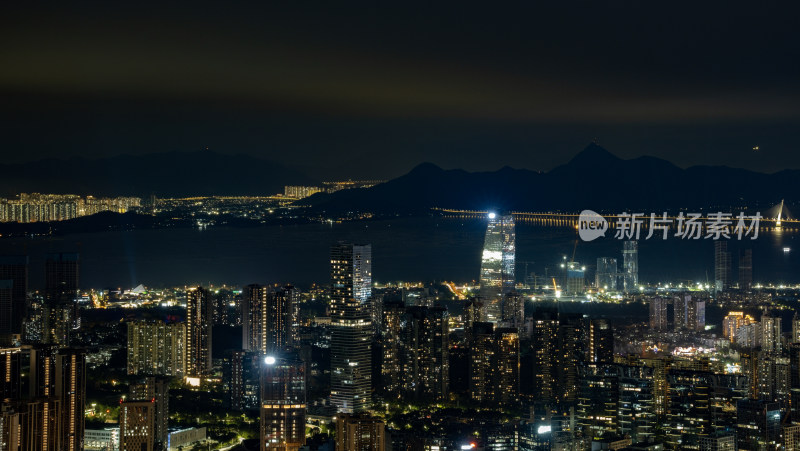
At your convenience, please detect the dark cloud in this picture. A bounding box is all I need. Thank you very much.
[2,1,800,179]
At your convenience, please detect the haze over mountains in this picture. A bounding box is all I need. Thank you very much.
[0,150,315,198]
[2,144,795,215]
[301,144,795,214]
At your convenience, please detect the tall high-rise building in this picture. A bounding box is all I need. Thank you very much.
[0,256,28,337]
[595,257,617,291]
[260,352,306,451]
[739,248,753,290]
[588,319,614,365]
[24,397,63,451]
[399,306,449,402]
[479,214,515,322]
[687,297,706,332]
[622,241,638,292]
[335,413,386,451]
[531,308,559,404]
[714,241,731,293]
[130,377,170,449]
[0,347,23,402]
[379,301,405,397]
[120,400,155,451]
[267,285,296,352]
[44,253,79,304]
[736,398,781,450]
[793,313,800,344]
[43,253,80,347]
[331,243,372,304]
[649,297,668,331]
[762,313,782,355]
[127,320,186,377]
[469,322,519,406]
[242,284,268,352]
[500,291,524,329]
[186,287,212,377]
[55,349,85,451]
[329,243,372,413]
[565,262,585,295]
[673,295,705,332]
[222,350,261,411]
[242,284,297,354]
[666,370,713,449]
[723,312,755,343]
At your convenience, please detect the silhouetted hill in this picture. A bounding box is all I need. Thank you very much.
[0,150,315,197]
[301,143,798,213]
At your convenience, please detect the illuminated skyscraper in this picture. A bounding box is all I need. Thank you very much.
[0,256,28,337]
[500,291,524,329]
[565,262,585,295]
[723,311,755,343]
[649,297,668,331]
[260,352,306,451]
[242,284,297,354]
[222,350,261,411]
[120,400,155,451]
[400,306,449,402]
[674,295,706,332]
[330,243,372,413]
[186,287,212,377]
[242,284,268,352]
[736,398,781,450]
[55,349,85,451]
[469,322,519,406]
[588,319,613,365]
[479,214,515,322]
[127,320,186,377]
[335,414,386,451]
[380,301,405,397]
[130,377,170,449]
[595,257,617,291]
[622,241,638,292]
[762,313,782,355]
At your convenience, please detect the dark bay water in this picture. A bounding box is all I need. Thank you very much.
[0,217,798,290]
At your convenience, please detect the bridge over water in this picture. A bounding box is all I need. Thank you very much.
[433,202,796,233]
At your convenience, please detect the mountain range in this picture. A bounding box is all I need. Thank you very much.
[3,145,796,214]
[300,143,795,214]
[0,150,315,197]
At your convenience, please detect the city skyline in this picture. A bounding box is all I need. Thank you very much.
[3,2,800,450]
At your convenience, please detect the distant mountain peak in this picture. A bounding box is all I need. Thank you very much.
[407,162,444,176]
[568,143,622,166]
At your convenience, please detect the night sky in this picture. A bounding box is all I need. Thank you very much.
[2,2,800,180]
